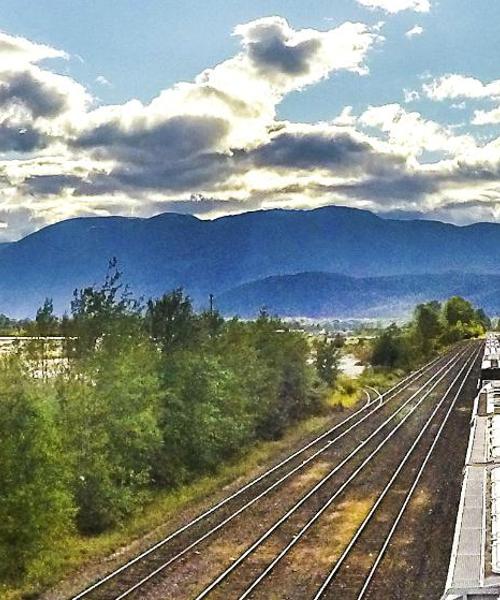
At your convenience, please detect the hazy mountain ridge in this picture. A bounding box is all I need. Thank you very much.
[1,206,500,317]
[218,272,500,318]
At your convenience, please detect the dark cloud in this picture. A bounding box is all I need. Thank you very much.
[51,152,234,196]
[0,70,68,118]
[23,174,82,194]
[330,173,439,201]
[251,131,368,169]
[248,130,406,175]
[453,159,500,182]
[74,114,229,159]
[245,21,321,76]
[27,127,410,197]
[0,123,44,152]
[52,114,235,195]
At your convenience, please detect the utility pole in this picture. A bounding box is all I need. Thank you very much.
[209,293,214,315]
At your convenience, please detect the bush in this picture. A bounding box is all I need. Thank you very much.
[0,357,73,579]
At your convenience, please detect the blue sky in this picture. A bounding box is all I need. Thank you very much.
[0,0,499,239]
[3,0,498,125]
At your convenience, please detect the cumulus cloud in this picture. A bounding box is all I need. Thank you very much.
[422,74,500,126]
[246,124,406,176]
[423,74,500,101]
[70,17,381,160]
[473,107,500,125]
[405,25,424,38]
[356,0,430,14]
[0,69,85,119]
[234,17,379,84]
[358,103,476,157]
[0,123,45,152]
[0,30,67,66]
[48,17,381,199]
[0,19,500,238]
[95,75,111,87]
[404,89,420,102]
[0,32,88,154]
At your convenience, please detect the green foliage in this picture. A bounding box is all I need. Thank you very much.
[35,298,58,336]
[146,289,197,354]
[0,260,320,587]
[443,296,476,327]
[59,333,162,533]
[314,337,340,386]
[0,357,73,580]
[475,308,492,330]
[249,312,319,439]
[414,301,443,354]
[372,296,488,369]
[372,324,415,369]
[68,258,140,356]
[157,353,253,484]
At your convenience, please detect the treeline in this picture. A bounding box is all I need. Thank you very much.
[371,296,489,368]
[0,262,329,584]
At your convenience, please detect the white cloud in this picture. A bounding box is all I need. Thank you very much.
[358,103,476,158]
[0,30,67,67]
[356,0,430,14]
[332,106,357,126]
[0,32,89,154]
[423,74,500,101]
[423,74,500,127]
[472,106,500,125]
[73,17,382,154]
[95,75,111,87]
[0,19,500,237]
[404,89,420,102]
[405,25,424,38]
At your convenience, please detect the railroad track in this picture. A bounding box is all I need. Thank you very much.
[192,343,479,599]
[312,344,481,600]
[70,342,476,600]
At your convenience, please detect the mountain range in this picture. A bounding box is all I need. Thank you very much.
[1,205,500,318]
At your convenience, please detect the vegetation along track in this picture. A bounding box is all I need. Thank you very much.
[70,342,477,600]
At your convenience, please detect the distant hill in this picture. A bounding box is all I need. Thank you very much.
[218,272,500,318]
[1,205,500,317]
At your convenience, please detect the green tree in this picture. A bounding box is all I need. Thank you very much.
[156,353,253,485]
[59,334,162,533]
[414,301,443,354]
[69,258,140,356]
[314,337,339,387]
[372,324,414,368]
[443,296,475,327]
[250,313,318,438]
[475,308,491,331]
[26,297,61,378]
[146,289,197,354]
[0,357,73,579]
[35,298,58,336]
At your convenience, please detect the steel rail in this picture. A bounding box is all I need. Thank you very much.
[71,346,454,599]
[313,344,480,599]
[195,346,472,600]
[354,345,481,600]
[112,348,465,600]
[233,344,476,600]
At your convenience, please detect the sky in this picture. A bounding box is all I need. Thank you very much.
[0,0,499,240]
